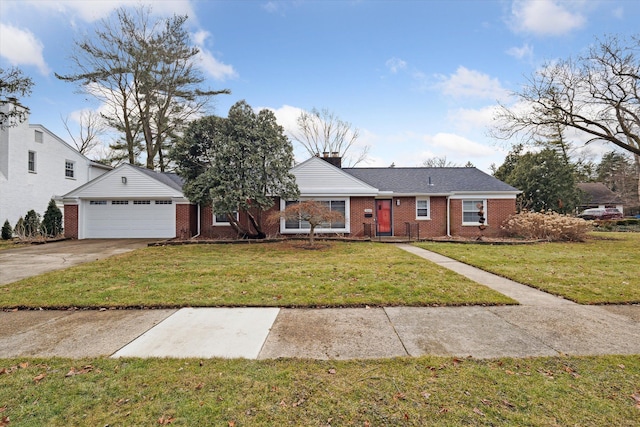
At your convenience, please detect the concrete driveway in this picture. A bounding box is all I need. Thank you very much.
[0,239,156,285]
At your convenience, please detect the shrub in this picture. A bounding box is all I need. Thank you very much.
[501,210,592,241]
[14,217,25,238]
[23,209,41,238]
[1,220,12,240]
[42,199,63,237]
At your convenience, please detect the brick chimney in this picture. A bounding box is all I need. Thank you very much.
[321,152,342,168]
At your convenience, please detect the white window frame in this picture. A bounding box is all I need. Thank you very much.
[462,199,487,226]
[279,197,350,234]
[28,151,36,173]
[65,160,75,179]
[416,197,430,220]
[213,210,238,226]
[34,130,43,143]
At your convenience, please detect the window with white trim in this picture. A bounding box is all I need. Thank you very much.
[462,199,487,225]
[133,200,151,205]
[213,210,238,225]
[89,200,107,205]
[65,160,75,178]
[111,200,129,205]
[416,197,430,219]
[28,151,36,173]
[282,198,348,233]
[155,200,172,205]
[34,130,43,143]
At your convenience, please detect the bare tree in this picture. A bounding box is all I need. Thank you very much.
[492,34,640,204]
[57,6,230,171]
[421,156,459,167]
[268,200,344,246]
[0,67,33,129]
[291,108,369,166]
[61,110,105,156]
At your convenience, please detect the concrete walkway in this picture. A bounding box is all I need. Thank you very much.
[1,245,638,360]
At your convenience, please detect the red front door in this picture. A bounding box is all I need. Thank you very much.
[376,200,392,236]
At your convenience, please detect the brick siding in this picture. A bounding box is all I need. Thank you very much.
[63,204,78,239]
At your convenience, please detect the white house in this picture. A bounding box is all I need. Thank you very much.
[0,110,110,228]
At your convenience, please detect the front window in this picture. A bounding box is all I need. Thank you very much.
[416,197,430,219]
[28,151,36,173]
[213,210,238,226]
[282,198,349,233]
[462,199,487,225]
[65,160,75,178]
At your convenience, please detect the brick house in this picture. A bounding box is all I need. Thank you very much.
[63,156,520,239]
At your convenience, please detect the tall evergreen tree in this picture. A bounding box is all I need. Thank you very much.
[172,100,299,238]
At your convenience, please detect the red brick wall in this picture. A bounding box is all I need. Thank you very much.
[175,203,199,239]
[449,198,516,238]
[350,197,376,237]
[198,202,281,239]
[63,204,78,239]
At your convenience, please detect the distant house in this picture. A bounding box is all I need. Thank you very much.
[577,182,624,214]
[0,110,110,228]
[63,155,520,240]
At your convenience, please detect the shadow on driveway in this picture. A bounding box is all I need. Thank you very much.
[0,239,157,285]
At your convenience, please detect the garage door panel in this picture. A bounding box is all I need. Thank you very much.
[84,201,175,238]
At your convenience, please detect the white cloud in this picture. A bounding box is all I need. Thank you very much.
[0,23,50,75]
[448,105,502,133]
[426,133,494,158]
[192,31,237,81]
[437,67,509,101]
[506,43,534,62]
[385,57,407,74]
[509,0,585,36]
[25,0,195,23]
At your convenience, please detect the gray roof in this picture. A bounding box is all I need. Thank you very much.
[342,167,519,194]
[577,182,623,205]
[133,165,185,191]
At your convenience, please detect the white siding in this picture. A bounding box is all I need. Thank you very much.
[0,113,108,226]
[292,157,378,196]
[69,165,181,199]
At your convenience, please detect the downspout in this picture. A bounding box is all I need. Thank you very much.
[192,203,201,238]
[446,196,451,237]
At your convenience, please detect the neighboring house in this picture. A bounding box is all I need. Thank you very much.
[577,182,624,214]
[0,111,110,228]
[63,155,520,240]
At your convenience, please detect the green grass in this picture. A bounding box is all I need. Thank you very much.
[0,355,638,426]
[0,240,22,251]
[0,241,515,309]
[416,232,640,304]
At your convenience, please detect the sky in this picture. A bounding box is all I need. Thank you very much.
[1,0,639,173]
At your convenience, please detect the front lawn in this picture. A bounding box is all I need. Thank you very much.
[1,355,638,426]
[0,241,515,309]
[416,232,640,304]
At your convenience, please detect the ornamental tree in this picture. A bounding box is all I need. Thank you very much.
[269,200,345,246]
[172,100,299,238]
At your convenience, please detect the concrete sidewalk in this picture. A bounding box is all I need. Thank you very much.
[1,245,639,360]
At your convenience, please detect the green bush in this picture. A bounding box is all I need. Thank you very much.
[501,210,592,241]
[1,220,12,240]
[41,199,63,237]
[23,209,41,238]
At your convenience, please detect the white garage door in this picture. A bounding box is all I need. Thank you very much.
[84,200,175,238]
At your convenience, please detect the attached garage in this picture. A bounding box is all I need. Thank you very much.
[83,199,176,238]
[63,164,191,239]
